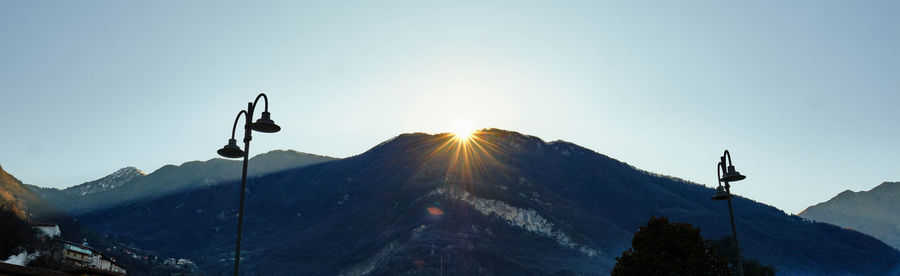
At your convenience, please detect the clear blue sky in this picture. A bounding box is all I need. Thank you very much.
[1,1,897,214]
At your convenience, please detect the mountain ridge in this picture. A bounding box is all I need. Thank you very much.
[28,149,337,214]
[77,129,900,275]
[63,166,146,196]
[799,181,900,250]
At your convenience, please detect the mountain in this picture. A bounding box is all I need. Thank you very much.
[0,166,197,275]
[1,164,35,218]
[65,167,147,196]
[0,165,100,245]
[0,165,62,220]
[26,167,146,207]
[799,182,900,250]
[77,129,900,275]
[29,150,336,214]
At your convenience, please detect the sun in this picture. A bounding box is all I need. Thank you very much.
[452,126,477,141]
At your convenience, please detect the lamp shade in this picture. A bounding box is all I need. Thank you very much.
[711,186,731,201]
[217,139,245,158]
[720,165,746,182]
[251,111,281,133]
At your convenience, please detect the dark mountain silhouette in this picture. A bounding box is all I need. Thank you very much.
[77,129,900,275]
[800,181,900,250]
[27,150,336,214]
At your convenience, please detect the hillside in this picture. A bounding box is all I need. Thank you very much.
[0,165,70,222]
[77,129,900,275]
[29,150,336,214]
[64,167,147,196]
[800,182,900,250]
[0,165,44,260]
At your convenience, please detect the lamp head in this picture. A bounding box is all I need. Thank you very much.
[711,186,731,201]
[719,165,746,182]
[217,139,245,158]
[251,111,281,133]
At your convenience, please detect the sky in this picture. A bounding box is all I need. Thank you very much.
[1,1,897,214]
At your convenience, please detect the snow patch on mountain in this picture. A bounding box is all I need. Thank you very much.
[65,167,146,196]
[429,187,599,257]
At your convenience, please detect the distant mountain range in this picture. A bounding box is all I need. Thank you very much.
[71,129,900,275]
[26,150,336,214]
[800,182,900,250]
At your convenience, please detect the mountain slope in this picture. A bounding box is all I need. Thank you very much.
[25,167,147,211]
[0,166,197,275]
[0,165,102,243]
[799,182,900,250]
[0,165,61,219]
[65,167,146,196]
[78,129,900,275]
[30,150,336,214]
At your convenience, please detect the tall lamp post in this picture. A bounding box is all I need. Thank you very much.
[216,93,281,276]
[711,150,746,276]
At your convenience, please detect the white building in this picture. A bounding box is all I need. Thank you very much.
[30,223,60,238]
[59,240,127,275]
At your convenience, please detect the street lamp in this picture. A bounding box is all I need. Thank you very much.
[216,93,281,276]
[711,150,746,276]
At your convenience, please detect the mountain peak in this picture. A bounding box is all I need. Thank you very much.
[799,180,900,250]
[367,128,608,165]
[835,189,856,198]
[63,166,147,196]
[370,128,546,151]
[116,166,147,176]
[870,181,900,194]
[250,149,337,161]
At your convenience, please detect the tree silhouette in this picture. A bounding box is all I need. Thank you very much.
[0,206,39,259]
[711,237,776,276]
[612,217,729,275]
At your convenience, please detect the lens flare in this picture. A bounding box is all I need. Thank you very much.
[427,207,444,215]
[452,127,476,141]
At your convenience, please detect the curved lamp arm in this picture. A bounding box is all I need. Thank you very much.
[717,161,724,187]
[230,110,249,139]
[723,150,734,166]
[252,93,270,113]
